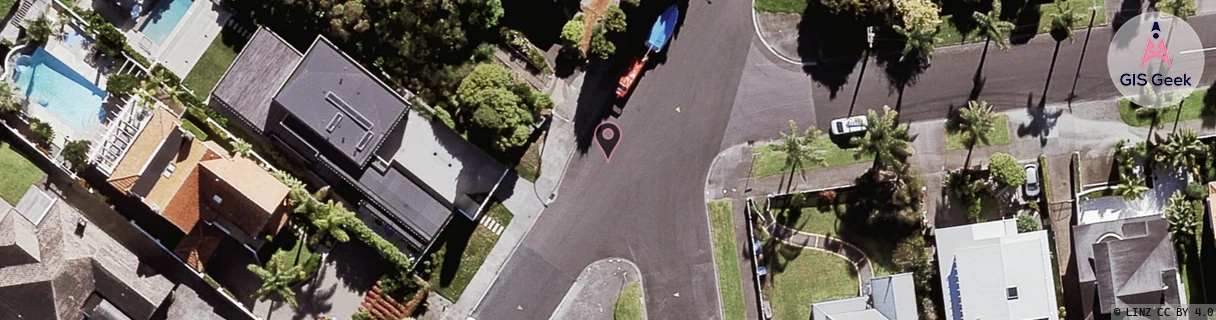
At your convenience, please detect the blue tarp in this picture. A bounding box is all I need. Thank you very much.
[646,5,679,52]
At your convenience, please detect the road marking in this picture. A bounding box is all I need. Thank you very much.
[675,106,681,113]
[1180,47,1216,54]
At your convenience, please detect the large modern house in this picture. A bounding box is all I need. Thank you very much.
[103,106,292,272]
[811,273,918,320]
[935,219,1060,320]
[209,27,509,256]
[0,188,174,320]
[1072,215,1182,319]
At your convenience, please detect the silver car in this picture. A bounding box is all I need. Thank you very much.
[1024,164,1041,198]
[831,115,868,136]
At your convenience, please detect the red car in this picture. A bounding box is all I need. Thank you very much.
[616,57,647,98]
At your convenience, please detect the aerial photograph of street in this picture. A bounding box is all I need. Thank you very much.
[0,0,1213,319]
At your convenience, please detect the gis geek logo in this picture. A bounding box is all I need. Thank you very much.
[1109,12,1204,108]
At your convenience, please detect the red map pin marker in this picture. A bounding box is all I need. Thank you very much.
[595,121,621,163]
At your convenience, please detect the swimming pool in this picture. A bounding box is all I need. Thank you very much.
[140,0,193,45]
[12,47,107,132]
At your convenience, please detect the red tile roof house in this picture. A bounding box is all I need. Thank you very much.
[102,106,292,272]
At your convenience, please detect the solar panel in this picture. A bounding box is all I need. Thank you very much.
[326,113,343,133]
[326,91,373,130]
[356,131,373,151]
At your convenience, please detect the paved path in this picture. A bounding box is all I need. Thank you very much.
[767,224,874,295]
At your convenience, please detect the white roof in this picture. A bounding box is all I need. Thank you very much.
[936,220,1059,320]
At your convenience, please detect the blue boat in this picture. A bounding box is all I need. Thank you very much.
[645,5,679,53]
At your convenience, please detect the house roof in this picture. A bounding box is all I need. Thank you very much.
[355,161,451,246]
[273,36,408,168]
[108,107,179,185]
[172,220,226,272]
[199,155,290,217]
[1073,215,1179,316]
[385,110,509,212]
[811,273,918,320]
[935,219,1059,320]
[212,27,302,133]
[812,297,871,320]
[0,201,174,319]
[0,211,40,267]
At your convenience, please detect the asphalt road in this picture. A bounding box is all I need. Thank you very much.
[809,14,1216,130]
[470,0,754,319]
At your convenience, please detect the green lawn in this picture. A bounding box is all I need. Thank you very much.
[515,134,543,183]
[181,118,210,141]
[752,138,872,178]
[773,206,840,237]
[0,142,44,205]
[183,31,242,95]
[258,229,316,269]
[428,203,513,299]
[945,114,1011,151]
[708,200,746,320]
[0,0,18,21]
[754,0,806,13]
[613,280,644,320]
[1117,89,1210,127]
[770,204,895,276]
[765,248,858,320]
[937,0,1107,46]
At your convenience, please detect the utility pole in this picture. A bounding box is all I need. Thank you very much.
[849,27,876,116]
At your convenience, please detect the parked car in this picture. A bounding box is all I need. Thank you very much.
[1024,164,1041,198]
[830,115,868,136]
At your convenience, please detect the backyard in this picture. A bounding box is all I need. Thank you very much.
[427,203,514,299]
[0,141,45,205]
[708,200,746,320]
[183,28,245,95]
[945,114,1011,151]
[752,139,872,178]
[763,246,858,320]
[770,194,898,276]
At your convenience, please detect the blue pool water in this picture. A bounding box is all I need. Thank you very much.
[139,0,193,45]
[12,47,108,132]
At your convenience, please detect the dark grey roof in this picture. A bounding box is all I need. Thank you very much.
[0,211,39,267]
[273,37,408,168]
[356,162,452,248]
[130,129,184,198]
[1072,215,1179,317]
[212,27,302,133]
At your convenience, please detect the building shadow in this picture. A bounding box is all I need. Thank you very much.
[329,240,391,292]
[430,216,477,289]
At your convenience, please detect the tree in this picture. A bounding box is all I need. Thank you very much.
[1154,127,1206,178]
[62,140,90,174]
[24,13,54,43]
[231,137,253,158]
[246,250,306,309]
[0,81,21,114]
[560,18,584,50]
[891,235,934,293]
[1114,173,1149,201]
[852,106,914,170]
[988,153,1026,187]
[602,5,627,33]
[55,11,71,35]
[948,100,997,164]
[310,200,354,245]
[456,64,545,150]
[621,0,641,8]
[892,0,942,60]
[773,120,827,174]
[945,169,986,221]
[1047,0,1083,42]
[819,0,893,20]
[106,74,140,97]
[1164,191,1198,249]
[1016,214,1039,233]
[588,24,615,60]
[972,9,1014,80]
[28,118,54,147]
[1156,0,1197,20]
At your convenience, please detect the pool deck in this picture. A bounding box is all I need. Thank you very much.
[119,0,229,76]
[43,22,109,90]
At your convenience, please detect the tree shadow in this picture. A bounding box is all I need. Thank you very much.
[1112,0,1145,37]
[289,280,338,320]
[329,241,392,293]
[941,0,995,39]
[500,0,577,50]
[1202,81,1216,128]
[797,1,866,98]
[571,59,620,154]
[1015,93,1065,146]
[874,47,930,114]
[1009,0,1042,45]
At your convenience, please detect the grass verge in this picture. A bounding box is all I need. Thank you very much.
[945,114,1011,151]
[614,280,644,320]
[428,203,513,299]
[181,118,210,141]
[1117,89,1210,127]
[937,0,1107,46]
[754,0,806,14]
[0,142,45,205]
[1039,154,1052,203]
[515,133,543,182]
[183,30,243,95]
[708,200,746,320]
[752,138,872,178]
[0,0,17,21]
[764,247,858,320]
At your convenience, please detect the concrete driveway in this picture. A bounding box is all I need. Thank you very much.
[251,241,391,320]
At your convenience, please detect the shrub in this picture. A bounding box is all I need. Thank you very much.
[106,74,140,97]
[559,18,583,49]
[588,24,615,60]
[62,140,90,174]
[988,153,1026,187]
[602,5,627,33]
[433,107,456,129]
[1186,182,1206,200]
[28,118,54,147]
[1017,214,1039,233]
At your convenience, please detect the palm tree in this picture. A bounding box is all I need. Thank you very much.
[1154,127,1207,177]
[55,11,71,35]
[948,100,997,166]
[852,106,914,171]
[0,82,22,114]
[971,9,1014,84]
[893,24,940,62]
[1157,0,1197,20]
[23,13,54,43]
[1164,191,1198,249]
[1048,0,1083,42]
[310,200,354,245]
[246,250,306,309]
[772,120,826,191]
[231,137,253,158]
[944,169,986,222]
[1114,173,1150,201]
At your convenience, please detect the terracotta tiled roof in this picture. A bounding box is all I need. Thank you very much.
[161,167,202,233]
[199,155,290,236]
[107,108,179,188]
[142,141,217,212]
[172,220,225,272]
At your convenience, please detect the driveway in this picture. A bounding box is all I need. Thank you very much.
[250,241,391,320]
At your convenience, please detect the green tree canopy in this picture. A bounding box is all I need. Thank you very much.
[246,250,306,309]
[988,153,1026,187]
[602,5,627,33]
[588,24,615,60]
[851,106,914,170]
[973,9,1014,52]
[1048,0,1083,41]
[24,13,54,43]
[1165,191,1198,249]
[892,0,941,59]
[560,18,584,49]
[1016,214,1039,233]
[773,120,827,174]
[456,64,545,150]
[1156,0,1197,19]
[1154,127,1206,178]
[62,140,90,174]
